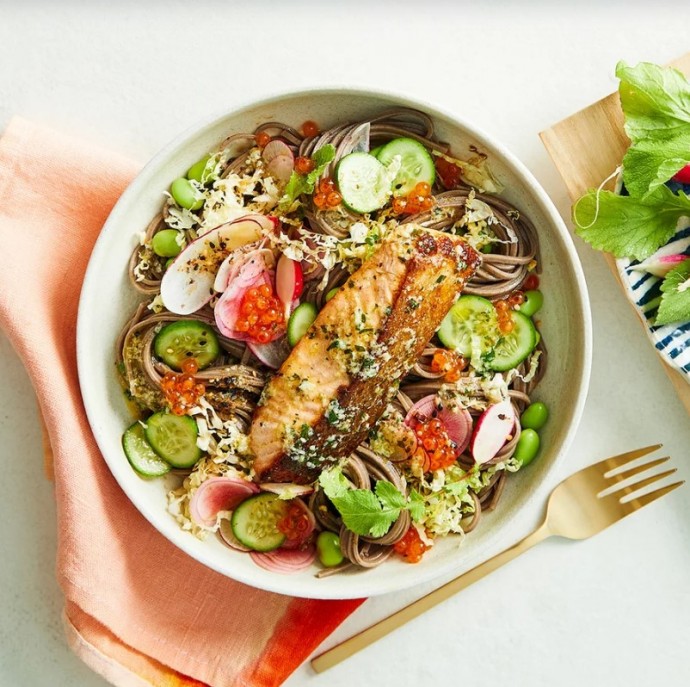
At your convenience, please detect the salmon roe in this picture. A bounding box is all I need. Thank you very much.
[392,181,434,216]
[301,120,320,137]
[255,131,271,148]
[523,273,540,291]
[435,156,462,189]
[277,503,311,542]
[394,526,431,563]
[431,350,468,382]
[494,291,524,334]
[413,416,458,472]
[160,358,206,416]
[235,283,284,343]
[313,177,341,209]
[295,156,315,175]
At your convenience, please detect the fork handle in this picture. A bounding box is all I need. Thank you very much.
[311,523,551,673]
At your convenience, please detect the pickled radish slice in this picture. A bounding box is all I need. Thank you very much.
[262,140,294,163]
[161,216,266,314]
[218,518,251,552]
[470,400,516,464]
[276,254,304,310]
[267,154,294,184]
[189,477,259,528]
[404,394,473,455]
[249,546,316,573]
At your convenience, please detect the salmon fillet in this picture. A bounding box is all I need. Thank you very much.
[250,225,481,484]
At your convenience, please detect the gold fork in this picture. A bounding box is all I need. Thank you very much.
[312,444,683,673]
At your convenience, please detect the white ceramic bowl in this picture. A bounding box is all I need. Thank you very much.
[77,89,592,599]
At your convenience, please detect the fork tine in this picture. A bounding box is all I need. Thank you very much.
[609,468,677,499]
[621,480,685,512]
[601,444,663,477]
[605,456,671,484]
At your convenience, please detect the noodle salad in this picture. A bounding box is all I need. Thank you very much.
[117,109,548,576]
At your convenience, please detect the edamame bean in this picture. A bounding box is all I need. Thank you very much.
[325,287,339,302]
[170,177,203,210]
[515,428,540,466]
[152,229,183,258]
[520,290,544,317]
[165,258,175,270]
[521,402,549,431]
[187,155,212,183]
[316,531,344,567]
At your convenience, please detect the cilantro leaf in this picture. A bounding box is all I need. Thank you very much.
[278,144,336,210]
[375,480,407,510]
[318,468,352,499]
[572,185,690,260]
[408,490,425,523]
[331,491,400,538]
[656,259,690,325]
[616,61,690,198]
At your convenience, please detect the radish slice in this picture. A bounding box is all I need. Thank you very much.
[218,517,251,552]
[213,244,273,293]
[190,477,259,528]
[267,154,294,184]
[276,254,304,313]
[260,483,314,497]
[469,400,516,465]
[262,140,294,163]
[250,546,316,573]
[161,216,265,314]
[247,336,291,369]
[404,394,473,455]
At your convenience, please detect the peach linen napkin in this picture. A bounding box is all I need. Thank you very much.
[0,117,364,687]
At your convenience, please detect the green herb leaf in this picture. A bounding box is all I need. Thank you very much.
[616,61,690,198]
[375,480,407,511]
[318,468,352,499]
[278,144,336,210]
[331,490,400,538]
[656,259,690,325]
[572,185,690,260]
[408,490,425,522]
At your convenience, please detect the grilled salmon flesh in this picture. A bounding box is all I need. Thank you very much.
[250,225,480,484]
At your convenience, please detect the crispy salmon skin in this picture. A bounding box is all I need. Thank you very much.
[250,226,480,483]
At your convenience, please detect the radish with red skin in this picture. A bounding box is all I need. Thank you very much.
[469,400,516,465]
[672,165,690,184]
[404,394,473,455]
[261,140,293,164]
[161,214,271,314]
[218,518,252,552]
[249,546,316,573]
[267,155,294,184]
[189,477,259,528]
[276,254,304,308]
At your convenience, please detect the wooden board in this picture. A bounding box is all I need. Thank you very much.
[540,53,690,417]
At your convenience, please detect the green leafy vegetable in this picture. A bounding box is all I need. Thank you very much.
[656,259,690,325]
[319,468,424,537]
[617,61,690,198]
[278,144,336,210]
[572,185,690,260]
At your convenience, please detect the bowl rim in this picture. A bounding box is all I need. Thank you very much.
[77,86,593,598]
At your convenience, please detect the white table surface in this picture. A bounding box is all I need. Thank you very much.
[1,2,690,686]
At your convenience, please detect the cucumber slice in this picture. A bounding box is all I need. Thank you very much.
[369,145,384,158]
[287,302,318,347]
[376,137,435,196]
[489,311,538,372]
[231,493,288,551]
[154,320,220,371]
[122,422,171,477]
[437,295,497,357]
[144,411,202,468]
[336,152,392,213]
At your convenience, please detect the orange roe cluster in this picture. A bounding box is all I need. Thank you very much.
[435,156,462,189]
[301,120,320,137]
[431,349,468,382]
[255,131,271,148]
[295,156,315,175]
[277,503,311,542]
[394,526,431,563]
[313,177,342,210]
[392,182,434,215]
[494,291,525,334]
[235,283,284,343]
[161,358,205,416]
[413,417,458,471]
